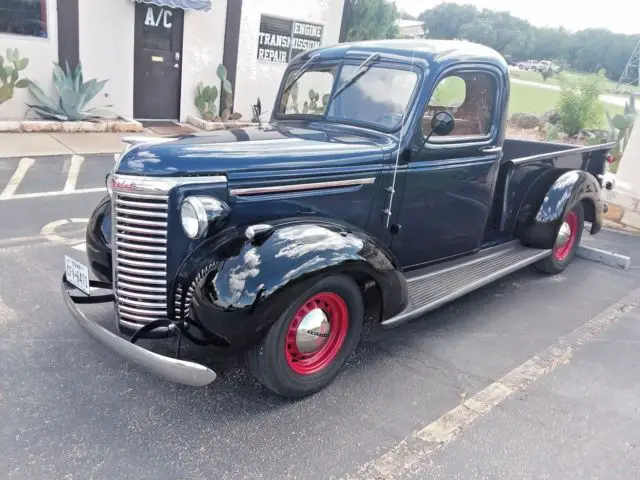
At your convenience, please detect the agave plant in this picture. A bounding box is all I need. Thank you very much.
[27,62,112,121]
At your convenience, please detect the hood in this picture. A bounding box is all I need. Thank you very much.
[116,122,393,178]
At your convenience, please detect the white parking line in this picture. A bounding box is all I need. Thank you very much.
[0,187,106,202]
[63,155,86,193]
[0,157,35,199]
[40,218,89,243]
[344,289,640,480]
[72,242,87,252]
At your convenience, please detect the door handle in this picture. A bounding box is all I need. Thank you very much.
[173,63,179,69]
[481,146,502,154]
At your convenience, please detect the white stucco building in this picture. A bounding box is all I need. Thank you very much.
[0,0,346,122]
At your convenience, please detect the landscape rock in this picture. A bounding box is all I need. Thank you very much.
[0,121,22,132]
[186,115,257,132]
[540,110,561,125]
[62,121,96,132]
[21,120,63,132]
[509,112,541,129]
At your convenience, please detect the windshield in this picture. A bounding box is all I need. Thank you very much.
[277,63,419,131]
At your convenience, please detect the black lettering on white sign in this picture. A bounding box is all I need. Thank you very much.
[257,16,324,63]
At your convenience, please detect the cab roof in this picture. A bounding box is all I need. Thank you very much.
[293,39,508,70]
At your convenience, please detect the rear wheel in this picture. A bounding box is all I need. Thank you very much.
[246,275,364,398]
[535,202,584,274]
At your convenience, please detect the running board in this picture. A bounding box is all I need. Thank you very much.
[382,241,552,328]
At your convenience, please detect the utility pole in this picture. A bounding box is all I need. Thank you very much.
[617,39,640,91]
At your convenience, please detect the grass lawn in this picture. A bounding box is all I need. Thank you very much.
[509,68,640,96]
[509,82,624,129]
[430,72,626,129]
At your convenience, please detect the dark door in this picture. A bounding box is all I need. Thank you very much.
[391,69,504,268]
[133,3,184,119]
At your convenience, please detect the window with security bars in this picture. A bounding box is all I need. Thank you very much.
[0,0,48,38]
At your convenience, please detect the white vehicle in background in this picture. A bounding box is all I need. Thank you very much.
[516,60,538,71]
[537,60,561,73]
[516,60,561,73]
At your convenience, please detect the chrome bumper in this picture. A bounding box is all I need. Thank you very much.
[61,274,216,387]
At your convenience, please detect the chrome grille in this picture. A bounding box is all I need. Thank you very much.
[109,172,227,330]
[113,191,169,329]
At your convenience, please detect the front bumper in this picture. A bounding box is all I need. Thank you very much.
[61,274,216,387]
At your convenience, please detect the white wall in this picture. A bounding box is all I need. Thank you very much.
[614,120,640,195]
[180,3,227,121]
[79,0,135,118]
[234,0,345,120]
[0,0,58,120]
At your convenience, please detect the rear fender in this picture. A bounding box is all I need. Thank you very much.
[180,220,407,348]
[518,170,603,249]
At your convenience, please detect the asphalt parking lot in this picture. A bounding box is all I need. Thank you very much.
[1,154,639,479]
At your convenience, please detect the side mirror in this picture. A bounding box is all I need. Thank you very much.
[431,111,455,136]
[421,110,455,149]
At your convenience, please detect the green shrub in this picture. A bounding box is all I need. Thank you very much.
[556,71,605,137]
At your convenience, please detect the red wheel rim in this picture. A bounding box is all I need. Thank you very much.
[554,211,579,261]
[285,292,349,375]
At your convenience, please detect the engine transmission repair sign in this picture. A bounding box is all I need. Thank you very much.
[257,15,324,63]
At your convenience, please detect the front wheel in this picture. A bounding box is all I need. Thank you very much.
[535,202,584,274]
[246,275,364,398]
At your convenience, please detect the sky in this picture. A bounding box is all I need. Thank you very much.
[393,0,639,36]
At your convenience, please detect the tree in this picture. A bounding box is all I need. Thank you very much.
[343,0,399,42]
[457,19,497,46]
[417,2,640,83]
[418,3,477,40]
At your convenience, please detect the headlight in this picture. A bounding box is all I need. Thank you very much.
[180,196,229,239]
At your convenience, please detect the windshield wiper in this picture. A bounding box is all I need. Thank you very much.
[330,52,380,102]
[283,53,321,92]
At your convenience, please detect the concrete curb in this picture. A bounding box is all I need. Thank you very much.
[0,118,143,133]
[577,245,631,270]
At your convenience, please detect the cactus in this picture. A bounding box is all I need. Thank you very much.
[216,63,241,120]
[603,95,637,172]
[194,82,218,121]
[0,48,30,106]
[310,89,324,112]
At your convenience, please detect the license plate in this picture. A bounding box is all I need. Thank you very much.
[65,255,90,296]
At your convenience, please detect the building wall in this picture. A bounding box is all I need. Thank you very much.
[234,0,345,120]
[78,0,135,118]
[180,3,227,121]
[0,0,58,120]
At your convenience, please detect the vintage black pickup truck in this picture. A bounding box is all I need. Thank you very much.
[62,39,615,398]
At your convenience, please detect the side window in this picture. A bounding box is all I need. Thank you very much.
[423,72,497,140]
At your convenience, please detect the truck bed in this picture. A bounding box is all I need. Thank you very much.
[488,138,616,235]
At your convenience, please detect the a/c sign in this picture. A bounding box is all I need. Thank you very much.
[145,6,173,29]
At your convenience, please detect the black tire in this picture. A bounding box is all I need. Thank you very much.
[246,274,364,398]
[535,202,584,274]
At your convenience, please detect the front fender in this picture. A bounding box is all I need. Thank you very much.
[181,220,406,350]
[85,195,112,283]
[519,170,603,249]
